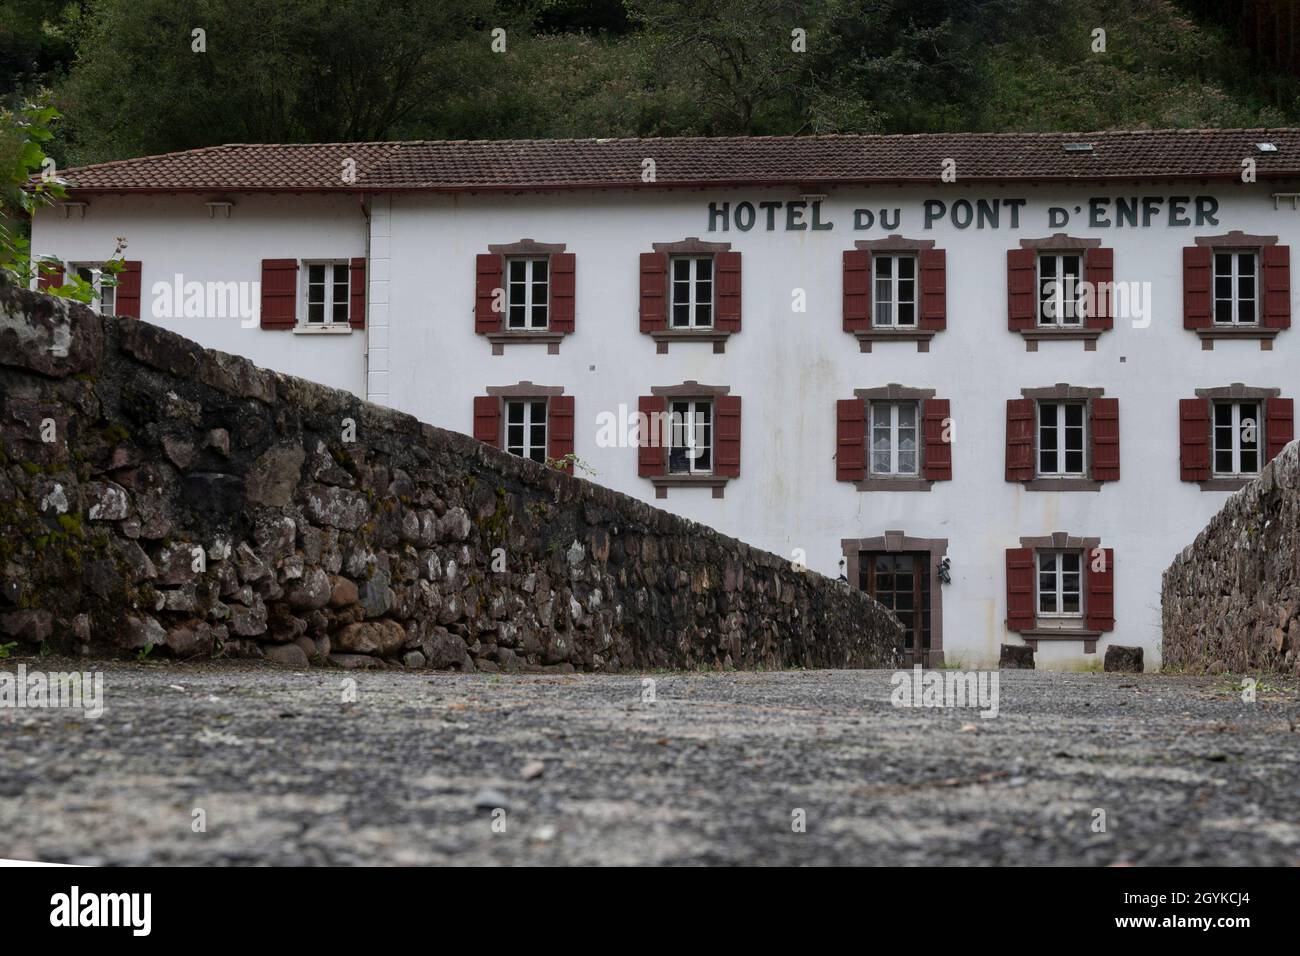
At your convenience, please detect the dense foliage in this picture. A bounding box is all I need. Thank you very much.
[1,0,1299,170]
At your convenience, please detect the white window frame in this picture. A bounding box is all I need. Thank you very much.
[1037,252,1083,327]
[70,262,116,316]
[872,253,917,328]
[668,399,713,474]
[301,260,351,327]
[1037,400,1087,477]
[1036,550,1084,619]
[1212,249,1258,326]
[1211,401,1261,478]
[869,401,920,476]
[505,256,549,330]
[504,398,548,463]
[669,256,714,329]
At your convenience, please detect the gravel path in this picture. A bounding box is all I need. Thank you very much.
[1,662,1297,865]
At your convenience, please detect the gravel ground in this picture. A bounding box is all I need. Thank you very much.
[0,661,1297,866]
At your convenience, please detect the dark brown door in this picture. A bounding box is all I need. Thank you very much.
[861,551,932,666]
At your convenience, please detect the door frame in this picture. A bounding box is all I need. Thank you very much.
[842,532,948,667]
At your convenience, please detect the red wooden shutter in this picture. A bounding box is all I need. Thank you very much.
[1179,398,1211,481]
[922,398,952,481]
[115,260,142,318]
[715,251,741,332]
[36,261,63,291]
[639,252,666,333]
[550,252,575,333]
[1007,248,1037,330]
[1090,397,1120,481]
[1006,547,1035,631]
[260,259,298,329]
[473,396,500,446]
[919,248,947,331]
[349,257,366,329]
[1005,398,1036,481]
[1084,246,1113,330]
[638,395,667,477]
[1182,246,1212,329]
[1086,547,1115,632]
[1266,397,1294,462]
[714,395,741,477]
[547,395,575,471]
[1262,245,1291,330]
[836,399,866,481]
[475,253,503,334]
[843,249,871,332]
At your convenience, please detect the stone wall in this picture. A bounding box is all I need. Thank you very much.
[0,279,901,671]
[1162,440,1300,674]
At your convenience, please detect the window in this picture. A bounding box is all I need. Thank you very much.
[1037,551,1083,618]
[504,399,548,463]
[505,257,549,330]
[869,402,919,476]
[1213,251,1257,325]
[872,254,916,327]
[1212,401,1260,476]
[305,262,349,325]
[670,256,713,328]
[1038,253,1082,326]
[72,264,115,316]
[1038,401,1086,476]
[668,400,712,474]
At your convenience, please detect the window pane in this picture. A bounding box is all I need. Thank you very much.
[695,303,711,326]
[898,257,915,279]
[696,258,711,281]
[875,257,892,278]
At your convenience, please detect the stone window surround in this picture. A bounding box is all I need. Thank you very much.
[1015,532,1102,654]
[487,239,569,355]
[841,532,949,666]
[1016,234,1104,352]
[851,236,939,353]
[1193,231,1282,351]
[649,238,734,354]
[1017,384,1106,492]
[483,382,566,454]
[1192,383,1281,491]
[851,384,937,492]
[649,381,732,498]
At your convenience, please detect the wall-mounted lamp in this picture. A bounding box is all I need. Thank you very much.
[938,557,952,584]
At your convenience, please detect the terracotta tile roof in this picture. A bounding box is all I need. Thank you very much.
[53,130,1300,194]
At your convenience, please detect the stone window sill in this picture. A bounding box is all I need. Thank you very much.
[1195,326,1280,351]
[853,329,936,353]
[1020,478,1103,492]
[486,331,565,355]
[1018,626,1102,654]
[651,474,730,498]
[1018,328,1103,352]
[1199,477,1253,492]
[293,324,354,335]
[854,476,933,492]
[650,330,732,354]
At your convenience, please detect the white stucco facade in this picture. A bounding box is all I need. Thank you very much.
[32,179,1300,669]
